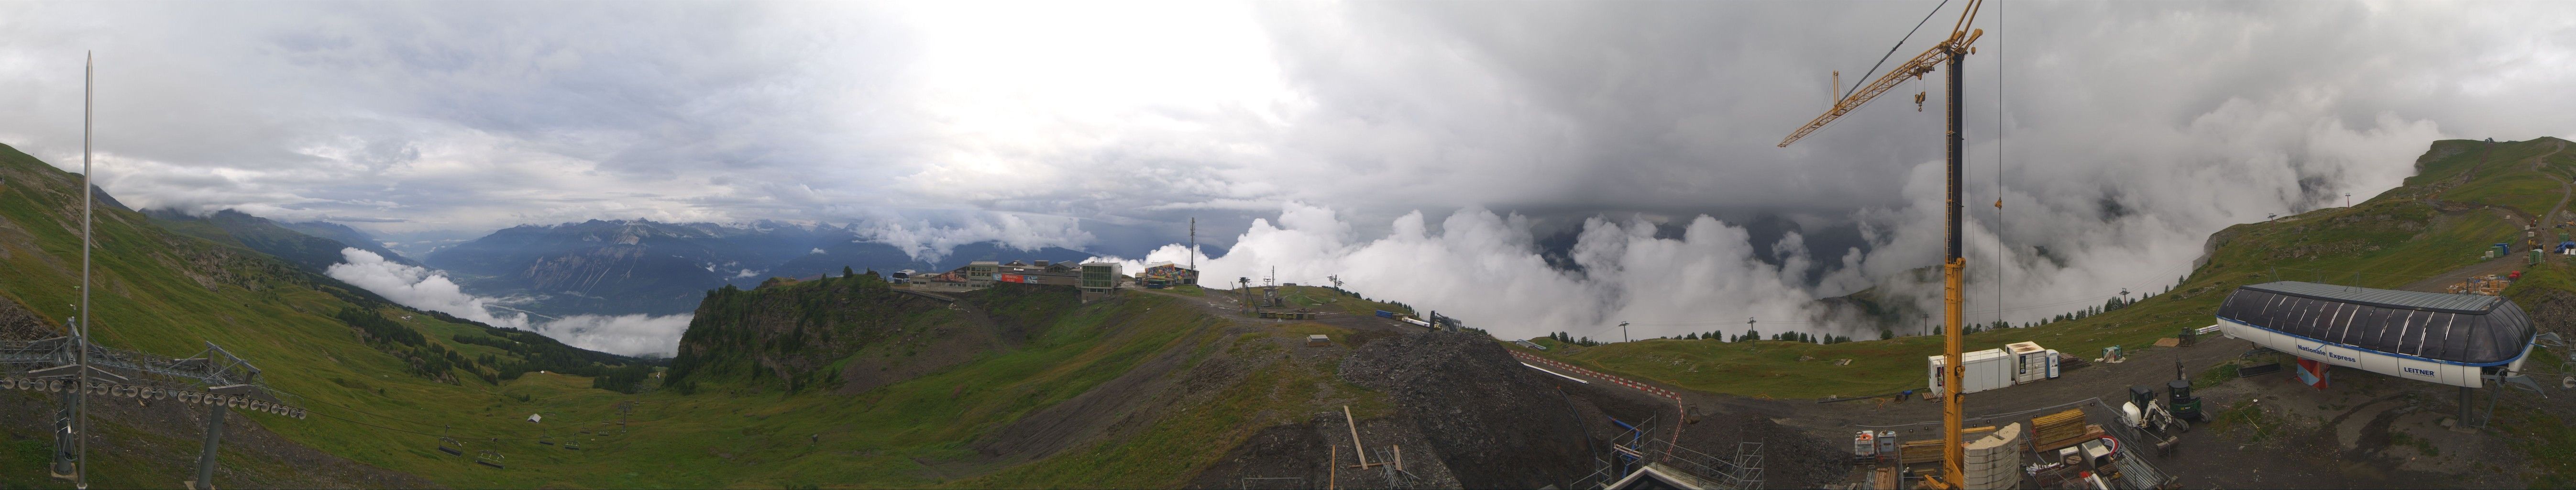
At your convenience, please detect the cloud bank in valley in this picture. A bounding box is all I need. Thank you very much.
[1094,203,1853,341]
[326,248,690,356]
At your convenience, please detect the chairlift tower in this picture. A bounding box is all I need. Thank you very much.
[1,56,306,489]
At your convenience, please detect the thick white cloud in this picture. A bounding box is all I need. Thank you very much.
[326,248,689,356]
[526,313,693,359]
[326,248,532,329]
[1092,203,1830,340]
[853,210,1098,261]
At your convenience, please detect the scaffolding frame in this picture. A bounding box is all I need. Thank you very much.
[1575,434,1765,490]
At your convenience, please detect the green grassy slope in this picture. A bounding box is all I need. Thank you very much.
[0,142,652,487]
[2,140,1395,488]
[597,278,1392,488]
[1520,139,2539,400]
[2418,137,2570,220]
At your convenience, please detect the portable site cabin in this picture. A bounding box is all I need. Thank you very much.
[2005,341,2061,384]
[1927,348,2014,398]
[2214,281,2537,388]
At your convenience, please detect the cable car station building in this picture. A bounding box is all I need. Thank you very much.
[2215,281,2538,389]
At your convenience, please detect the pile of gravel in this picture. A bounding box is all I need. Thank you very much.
[1339,331,1596,488]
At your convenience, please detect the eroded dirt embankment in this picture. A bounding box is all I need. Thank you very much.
[1189,331,1717,489]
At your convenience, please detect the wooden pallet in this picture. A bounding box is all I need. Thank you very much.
[2033,424,2106,453]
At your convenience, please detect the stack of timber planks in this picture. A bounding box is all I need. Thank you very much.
[2030,408,2105,453]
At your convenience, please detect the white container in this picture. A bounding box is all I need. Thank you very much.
[2007,342,2051,384]
[1928,348,2014,397]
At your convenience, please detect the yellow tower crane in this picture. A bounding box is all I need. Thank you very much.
[1778,1,1982,489]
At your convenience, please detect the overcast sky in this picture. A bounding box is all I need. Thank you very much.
[9,1,2576,345]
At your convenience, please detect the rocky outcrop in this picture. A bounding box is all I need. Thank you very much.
[0,293,58,341]
[665,275,1045,395]
[2513,286,2576,338]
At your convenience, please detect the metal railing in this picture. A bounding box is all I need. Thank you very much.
[2,337,285,404]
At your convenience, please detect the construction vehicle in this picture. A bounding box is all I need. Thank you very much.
[2169,361,2203,421]
[2121,385,2185,454]
[1777,0,1985,487]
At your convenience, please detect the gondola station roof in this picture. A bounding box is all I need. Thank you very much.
[2217,281,2535,366]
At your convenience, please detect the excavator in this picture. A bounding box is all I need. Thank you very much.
[1778,0,1985,488]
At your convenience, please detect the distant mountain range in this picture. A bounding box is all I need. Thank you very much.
[145,208,421,273]
[423,219,1093,317]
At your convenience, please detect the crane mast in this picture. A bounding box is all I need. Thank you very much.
[1777,1,1983,489]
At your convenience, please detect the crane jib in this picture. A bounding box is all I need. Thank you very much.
[1776,32,1980,148]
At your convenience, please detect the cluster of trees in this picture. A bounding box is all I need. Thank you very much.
[1545,332,1600,346]
[450,332,633,383]
[590,363,658,394]
[332,304,654,389]
[332,307,463,382]
[1546,284,2189,348]
[334,306,424,346]
[667,272,914,395]
[2010,294,2146,330]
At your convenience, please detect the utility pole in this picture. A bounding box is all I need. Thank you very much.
[1619,322,1630,343]
[1188,218,1196,285]
[71,51,95,490]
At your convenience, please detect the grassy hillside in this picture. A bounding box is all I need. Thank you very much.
[0,142,649,487]
[590,278,1398,488]
[2,138,1403,488]
[1523,139,2539,400]
[2416,137,2570,220]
